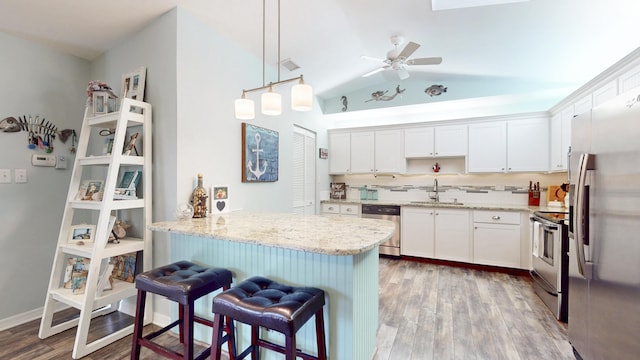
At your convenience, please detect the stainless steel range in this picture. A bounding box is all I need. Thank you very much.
[530,211,569,322]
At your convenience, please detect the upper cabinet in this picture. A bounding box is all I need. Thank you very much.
[329,129,405,175]
[404,125,467,158]
[550,107,573,171]
[468,116,549,173]
[619,63,640,94]
[507,116,549,172]
[467,121,507,172]
[328,132,351,174]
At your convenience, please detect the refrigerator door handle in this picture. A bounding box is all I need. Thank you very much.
[574,153,595,279]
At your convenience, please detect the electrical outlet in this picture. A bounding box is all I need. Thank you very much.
[14,169,27,183]
[0,169,10,183]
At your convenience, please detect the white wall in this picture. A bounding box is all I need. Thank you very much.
[0,32,89,324]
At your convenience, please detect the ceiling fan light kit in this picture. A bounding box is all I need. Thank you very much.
[234,0,313,120]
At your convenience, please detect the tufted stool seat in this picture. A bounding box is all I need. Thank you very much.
[131,260,235,360]
[211,276,327,360]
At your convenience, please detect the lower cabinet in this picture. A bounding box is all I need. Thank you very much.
[401,207,435,258]
[434,209,471,263]
[472,210,521,268]
[402,207,470,262]
[402,207,525,269]
[321,202,360,217]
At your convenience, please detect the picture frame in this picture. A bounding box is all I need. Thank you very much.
[211,185,229,214]
[115,170,141,199]
[120,66,147,101]
[92,90,117,115]
[111,252,140,283]
[69,224,96,244]
[123,132,140,156]
[241,123,279,182]
[77,180,104,201]
[330,182,347,200]
[102,136,114,155]
[319,148,328,159]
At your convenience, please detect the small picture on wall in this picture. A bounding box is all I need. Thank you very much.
[330,182,346,200]
[211,186,230,214]
[319,148,328,159]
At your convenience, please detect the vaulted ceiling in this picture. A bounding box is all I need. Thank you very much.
[2,0,639,115]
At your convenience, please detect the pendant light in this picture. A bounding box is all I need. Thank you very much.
[234,0,312,119]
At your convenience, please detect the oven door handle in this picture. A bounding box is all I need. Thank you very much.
[573,153,594,279]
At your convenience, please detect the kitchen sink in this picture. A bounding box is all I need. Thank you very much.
[409,200,465,206]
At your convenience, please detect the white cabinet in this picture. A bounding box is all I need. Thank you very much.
[401,207,435,257]
[350,131,375,173]
[573,95,593,116]
[619,63,640,94]
[328,132,351,174]
[404,125,467,158]
[321,202,360,217]
[331,129,405,174]
[374,129,405,173]
[549,107,572,171]
[434,209,471,263]
[472,210,521,268]
[506,116,549,172]
[593,80,618,107]
[467,121,507,172]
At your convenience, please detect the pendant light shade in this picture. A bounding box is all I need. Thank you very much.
[235,94,255,120]
[261,87,282,116]
[291,81,313,111]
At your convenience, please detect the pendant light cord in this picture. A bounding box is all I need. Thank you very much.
[262,0,266,87]
[277,0,281,82]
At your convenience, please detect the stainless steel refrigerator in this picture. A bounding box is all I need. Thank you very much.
[568,87,640,359]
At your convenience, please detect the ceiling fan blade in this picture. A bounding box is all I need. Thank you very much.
[406,57,443,66]
[397,41,420,59]
[361,55,386,63]
[396,68,410,80]
[362,67,386,77]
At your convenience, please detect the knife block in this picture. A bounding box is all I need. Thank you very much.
[528,190,540,206]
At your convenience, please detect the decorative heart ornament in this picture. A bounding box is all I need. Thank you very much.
[216,201,225,211]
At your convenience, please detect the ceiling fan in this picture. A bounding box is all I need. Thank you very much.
[361,35,442,80]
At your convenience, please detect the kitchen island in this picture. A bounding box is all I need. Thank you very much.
[149,211,395,360]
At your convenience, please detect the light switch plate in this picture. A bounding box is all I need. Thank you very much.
[15,169,27,183]
[0,169,10,183]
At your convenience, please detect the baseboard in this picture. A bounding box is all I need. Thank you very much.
[152,311,172,328]
[0,303,69,332]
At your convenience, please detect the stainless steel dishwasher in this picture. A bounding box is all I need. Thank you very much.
[361,204,400,256]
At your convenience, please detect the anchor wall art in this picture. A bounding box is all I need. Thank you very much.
[241,123,279,182]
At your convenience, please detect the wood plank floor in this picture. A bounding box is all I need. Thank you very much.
[1,258,573,359]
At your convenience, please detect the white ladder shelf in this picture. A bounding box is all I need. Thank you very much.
[38,98,153,359]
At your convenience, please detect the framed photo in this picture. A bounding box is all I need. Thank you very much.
[111,252,140,283]
[118,170,141,189]
[211,185,229,214]
[319,148,328,159]
[69,224,96,244]
[123,132,140,156]
[76,180,104,201]
[330,182,346,200]
[120,66,147,101]
[241,123,279,182]
[92,90,117,115]
[102,136,114,155]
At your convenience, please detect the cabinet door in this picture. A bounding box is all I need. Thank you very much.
[404,127,435,158]
[435,125,467,157]
[467,121,507,172]
[473,223,521,268]
[434,209,470,262]
[374,129,405,173]
[507,117,549,172]
[350,131,375,173]
[328,133,351,174]
[593,80,618,107]
[573,95,593,116]
[401,207,435,257]
[549,114,564,171]
[619,63,640,93]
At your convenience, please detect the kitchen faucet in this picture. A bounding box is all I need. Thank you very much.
[430,178,439,202]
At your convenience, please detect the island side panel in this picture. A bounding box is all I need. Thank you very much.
[169,233,379,360]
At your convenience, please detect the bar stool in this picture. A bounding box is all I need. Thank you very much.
[131,260,235,360]
[211,276,327,360]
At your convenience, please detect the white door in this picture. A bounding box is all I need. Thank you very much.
[293,126,316,215]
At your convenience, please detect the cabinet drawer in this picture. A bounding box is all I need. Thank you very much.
[321,203,340,214]
[473,210,520,225]
[340,204,360,216]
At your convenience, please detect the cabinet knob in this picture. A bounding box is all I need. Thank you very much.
[501,168,505,171]
[328,207,334,211]
[492,215,501,220]
[346,208,352,212]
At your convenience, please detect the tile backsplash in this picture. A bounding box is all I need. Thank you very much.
[330,172,568,206]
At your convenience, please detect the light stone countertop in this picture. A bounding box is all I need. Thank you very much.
[148,211,396,256]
